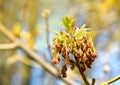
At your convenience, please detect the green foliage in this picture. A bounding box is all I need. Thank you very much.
[61,16,75,34]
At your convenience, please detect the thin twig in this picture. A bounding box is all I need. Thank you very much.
[0,23,75,85]
[74,57,90,85]
[45,13,51,55]
[92,78,96,85]
[0,43,18,50]
[101,75,120,85]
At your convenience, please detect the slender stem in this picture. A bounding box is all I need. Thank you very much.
[91,78,96,85]
[101,75,120,85]
[0,43,18,50]
[75,57,90,85]
[45,17,51,55]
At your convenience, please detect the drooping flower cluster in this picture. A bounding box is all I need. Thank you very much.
[51,16,97,78]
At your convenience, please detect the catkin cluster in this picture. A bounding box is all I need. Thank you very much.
[51,28,97,78]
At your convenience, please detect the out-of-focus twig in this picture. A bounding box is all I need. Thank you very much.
[101,75,120,85]
[7,53,41,68]
[91,78,96,85]
[0,43,18,50]
[0,23,75,85]
[42,9,51,55]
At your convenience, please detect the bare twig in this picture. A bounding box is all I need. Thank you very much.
[42,9,51,55]
[74,57,90,85]
[0,43,18,50]
[101,75,120,85]
[45,15,51,55]
[0,23,75,85]
[92,78,96,85]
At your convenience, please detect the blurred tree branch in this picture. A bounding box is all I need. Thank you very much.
[42,9,51,55]
[7,53,40,68]
[101,75,120,85]
[0,43,18,50]
[0,23,76,85]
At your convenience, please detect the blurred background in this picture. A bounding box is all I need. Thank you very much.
[0,0,120,85]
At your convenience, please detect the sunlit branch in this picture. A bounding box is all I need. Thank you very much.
[101,75,120,85]
[42,9,51,55]
[7,54,41,68]
[0,43,18,50]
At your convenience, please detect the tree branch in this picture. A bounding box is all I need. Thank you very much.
[0,23,75,85]
[101,75,120,85]
[91,78,96,85]
[74,57,90,85]
[45,15,51,54]
[0,43,18,50]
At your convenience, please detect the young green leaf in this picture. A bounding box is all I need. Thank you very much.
[61,16,75,34]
